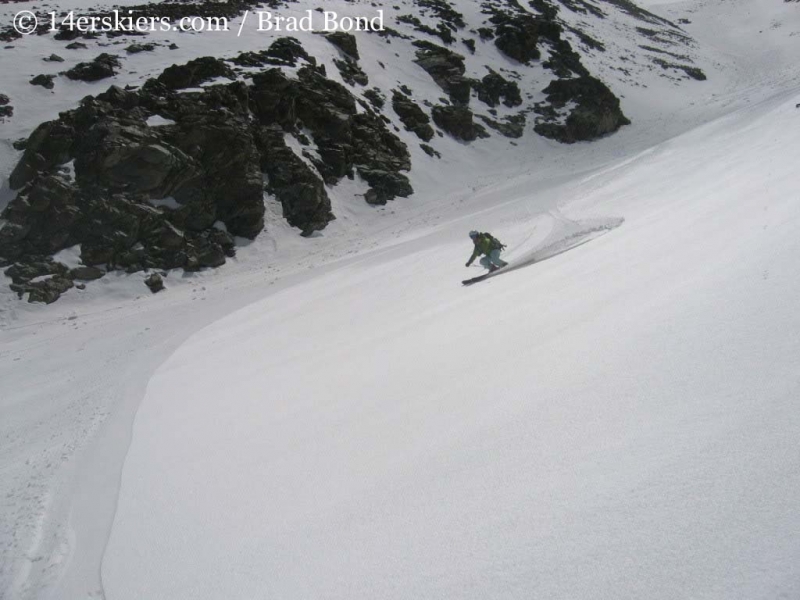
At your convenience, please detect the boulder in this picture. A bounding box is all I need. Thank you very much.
[357,168,413,205]
[70,265,105,280]
[30,74,56,89]
[20,276,74,304]
[5,259,74,304]
[144,272,164,293]
[65,53,120,82]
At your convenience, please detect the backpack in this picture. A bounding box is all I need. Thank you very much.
[481,233,505,251]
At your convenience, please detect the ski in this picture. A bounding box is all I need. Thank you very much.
[462,265,508,285]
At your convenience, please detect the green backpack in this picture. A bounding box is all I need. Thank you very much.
[481,233,506,251]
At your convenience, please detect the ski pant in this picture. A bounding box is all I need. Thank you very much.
[480,249,507,269]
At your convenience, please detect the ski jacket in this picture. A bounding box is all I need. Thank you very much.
[467,233,503,265]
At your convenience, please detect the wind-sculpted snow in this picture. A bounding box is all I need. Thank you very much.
[3,0,800,599]
[103,89,800,600]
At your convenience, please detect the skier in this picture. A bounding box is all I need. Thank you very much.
[465,230,508,272]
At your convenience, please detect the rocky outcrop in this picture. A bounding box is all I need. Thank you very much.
[231,37,315,68]
[0,82,258,301]
[474,70,522,108]
[126,43,156,54]
[65,53,121,82]
[156,56,235,90]
[144,272,165,293]
[533,76,630,143]
[256,125,333,235]
[413,41,471,105]
[324,32,359,60]
[251,66,411,204]
[3,45,414,302]
[4,259,75,304]
[432,105,489,141]
[392,91,435,141]
[9,120,75,190]
[363,88,385,109]
[490,13,543,63]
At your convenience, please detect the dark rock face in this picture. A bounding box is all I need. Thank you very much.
[534,76,630,143]
[256,125,333,235]
[156,56,235,90]
[9,121,75,190]
[474,70,522,108]
[432,105,489,141]
[1,83,259,300]
[392,91,435,141]
[490,13,543,63]
[3,45,413,302]
[325,32,359,60]
[231,37,314,68]
[413,41,471,105]
[65,53,121,82]
[44,53,64,62]
[259,36,312,66]
[251,66,411,205]
[0,175,80,261]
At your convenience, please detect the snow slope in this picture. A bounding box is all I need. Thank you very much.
[101,81,800,600]
[1,0,799,598]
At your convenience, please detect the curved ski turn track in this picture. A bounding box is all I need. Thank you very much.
[1,0,799,599]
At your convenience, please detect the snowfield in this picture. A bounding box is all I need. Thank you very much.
[102,86,800,600]
[1,0,799,598]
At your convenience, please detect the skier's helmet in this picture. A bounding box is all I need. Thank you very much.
[469,230,479,239]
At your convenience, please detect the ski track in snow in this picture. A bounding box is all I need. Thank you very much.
[1,0,799,598]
